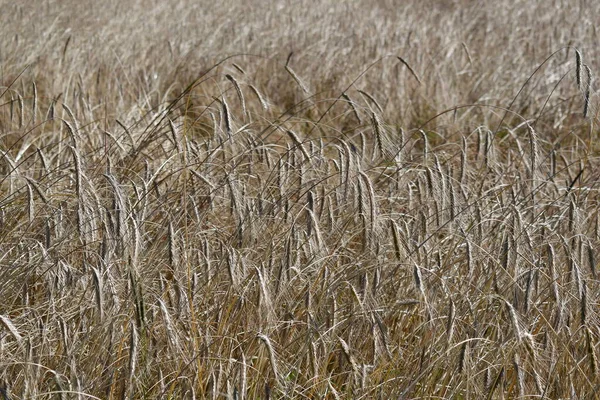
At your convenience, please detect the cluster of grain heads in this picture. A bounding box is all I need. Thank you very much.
[2,39,600,398]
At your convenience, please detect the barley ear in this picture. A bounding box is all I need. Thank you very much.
[226,74,247,118]
[576,49,583,89]
[342,93,362,123]
[222,97,233,138]
[257,334,279,384]
[91,267,104,321]
[397,56,422,84]
[231,63,246,74]
[248,85,269,110]
[127,321,139,397]
[338,336,359,376]
[371,112,386,159]
[285,65,310,94]
[358,90,384,114]
[583,64,592,118]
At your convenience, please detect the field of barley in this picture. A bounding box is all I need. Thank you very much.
[2,0,600,398]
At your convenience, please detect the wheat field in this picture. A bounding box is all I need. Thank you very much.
[1,0,600,398]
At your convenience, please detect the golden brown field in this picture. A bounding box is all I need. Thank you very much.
[1,0,600,398]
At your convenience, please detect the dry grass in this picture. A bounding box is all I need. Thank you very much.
[1,0,600,398]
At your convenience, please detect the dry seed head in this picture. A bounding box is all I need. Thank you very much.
[285,65,310,94]
[504,299,523,340]
[104,173,128,254]
[64,119,79,146]
[127,321,139,397]
[222,97,233,138]
[361,363,368,390]
[390,220,403,261]
[420,130,429,163]
[18,94,24,128]
[576,49,583,89]
[465,239,473,277]
[255,267,273,324]
[307,209,325,253]
[588,241,596,278]
[69,145,83,199]
[231,63,246,75]
[240,351,248,399]
[257,333,279,383]
[357,174,365,217]
[527,124,538,182]
[397,56,422,84]
[587,327,598,375]
[91,267,104,321]
[338,336,359,375]
[168,221,177,269]
[9,93,14,122]
[340,140,353,198]
[286,130,311,161]
[342,92,362,123]
[359,171,377,234]
[483,129,493,168]
[418,209,428,240]
[448,175,456,221]
[358,90,384,114]
[500,235,510,274]
[248,85,269,110]
[458,341,468,374]
[226,74,247,118]
[63,103,78,131]
[583,64,592,118]
[568,198,577,232]
[425,167,436,197]
[550,148,557,178]
[413,263,423,294]
[370,112,387,159]
[158,299,178,350]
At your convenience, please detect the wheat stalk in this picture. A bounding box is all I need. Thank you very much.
[257,334,280,385]
[226,74,247,118]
